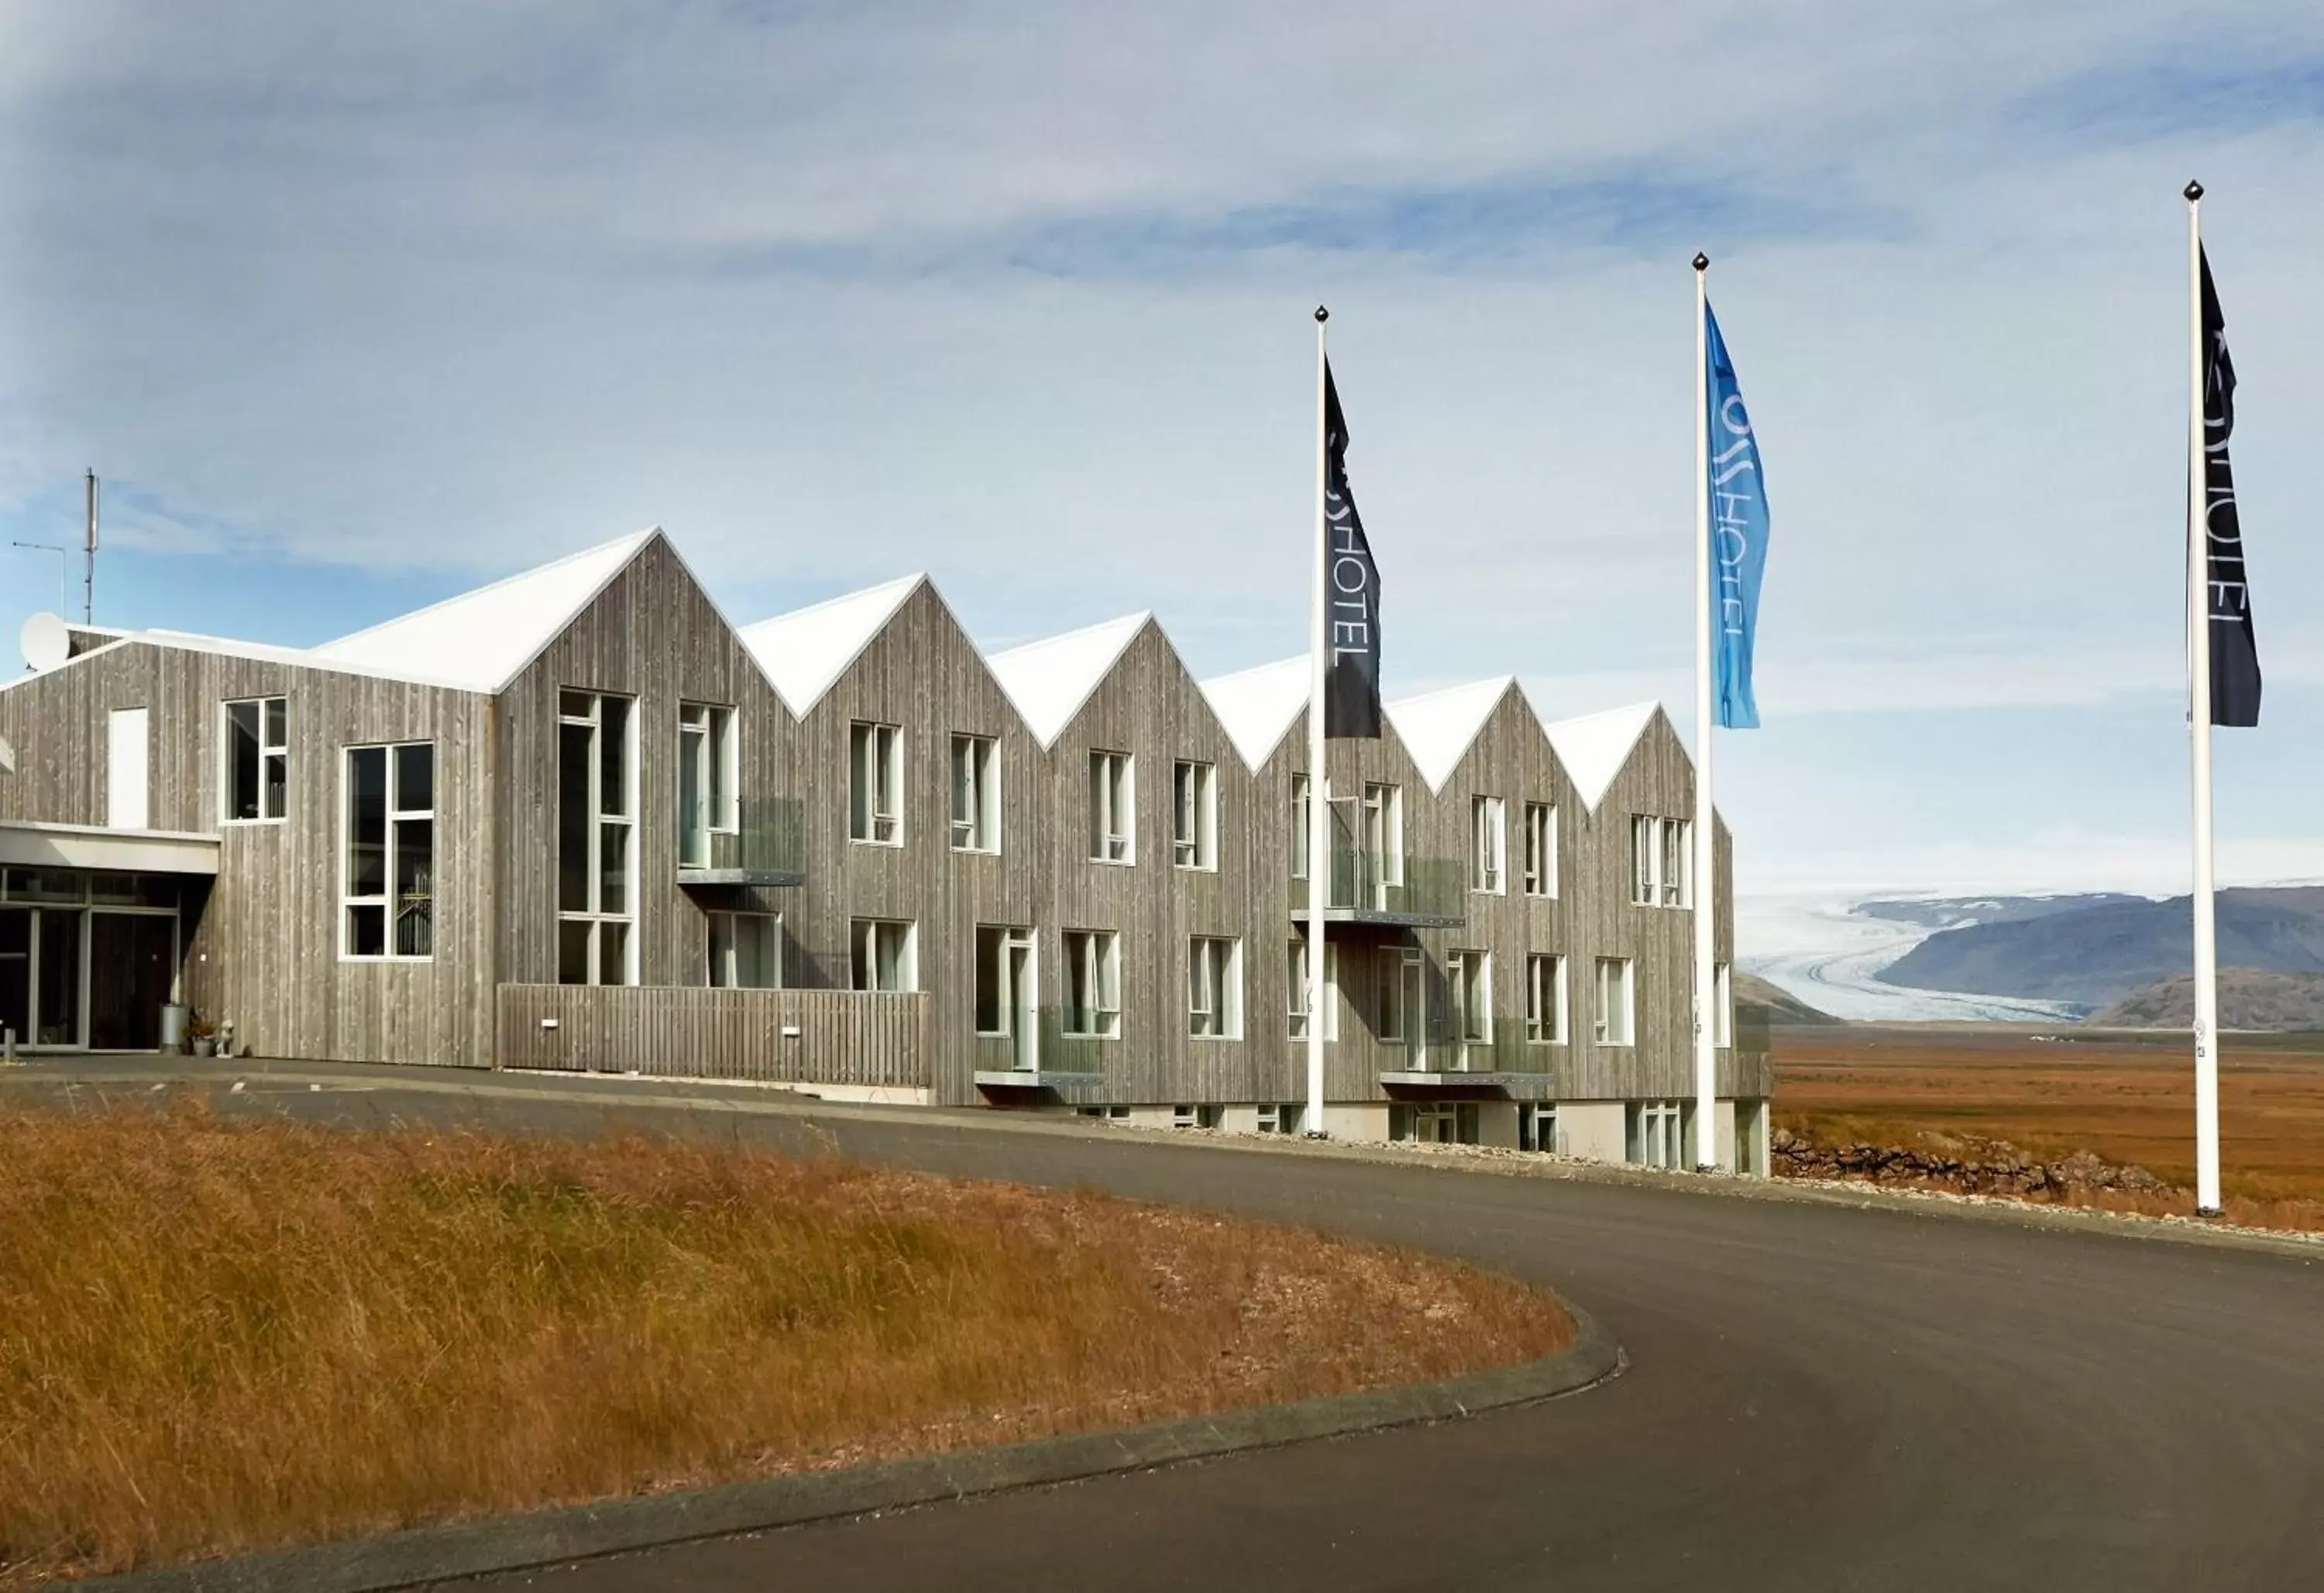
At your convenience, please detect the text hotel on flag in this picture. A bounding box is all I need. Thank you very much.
[1703,304,1768,731]
[1322,360,1383,740]
[2198,246,2261,727]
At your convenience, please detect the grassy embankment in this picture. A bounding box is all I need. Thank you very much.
[1767,1022,2324,1230]
[0,1102,1570,1587]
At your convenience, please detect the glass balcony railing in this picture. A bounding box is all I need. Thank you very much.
[1291,846,1468,926]
[678,796,806,884]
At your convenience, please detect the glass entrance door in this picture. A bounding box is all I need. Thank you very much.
[0,910,27,1049]
[90,913,177,1051]
[35,908,83,1048]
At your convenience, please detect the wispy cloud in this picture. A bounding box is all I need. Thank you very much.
[2024,56,2324,141]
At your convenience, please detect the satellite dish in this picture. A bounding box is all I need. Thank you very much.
[21,612,70,673]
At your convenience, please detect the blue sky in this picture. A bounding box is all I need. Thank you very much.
[4,1,2321,901]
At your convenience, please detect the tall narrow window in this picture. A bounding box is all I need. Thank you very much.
[1287,938,1339,1040]
[558,691,635,986]
[223,697,289,822]
[1526,953,1566,1044]
[1631,814,1659,906]
[1714,961,1733,1048]
[1363,782,1403,891]
[708,910,781,989]
[1289,772,1311,879]
[1089,751,1134,863]
[1662,818,1691,907]
[343,741,433,961]
[951,734,999,852]
[1522,802,1556,897]
[973,925,1037,1052]
[678,702,737,868]
[850,918,916,992]
[1448,950,1491,1045]
[1172,759,1216,870]
[1594,957,1635,1045]
[1187,936,1241,1038]
[1470,796,1505,895]
[850,721,902,845]
[1063,929,1121,1037]
[1377,946,1421,1047]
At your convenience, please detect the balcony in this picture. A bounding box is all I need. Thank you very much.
[971,1006,1111,1096]
[1290,846,1467,930]
[1377,1034,1556,1098]
[676,796,806,889]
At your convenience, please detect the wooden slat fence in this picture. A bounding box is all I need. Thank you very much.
[496,984,929,1087]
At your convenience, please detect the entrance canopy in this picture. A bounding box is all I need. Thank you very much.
[0,820,219,876]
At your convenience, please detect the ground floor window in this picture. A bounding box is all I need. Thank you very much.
[973,926,1038,1072]
[707,911,781,989]
[1171,1103,1223,1130]
[1628,1099,1685,1168]
[1519,1102,1561,1154]
[1187,936,1242,1038]
[851,917,916,993]
[1391,1102,1478,1145]
[1062,929,1120,1038]
[1255,1103,1306,1135]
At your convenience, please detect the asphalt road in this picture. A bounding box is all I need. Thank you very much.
[19,1066,2324,1591]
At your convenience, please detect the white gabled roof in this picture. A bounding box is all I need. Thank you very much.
[309,527,658,692]
[985,612,1149,748]
[1385,676,1515,793]
[1538,700,1660,811]
[738,574,926,717]
[1198,656,1308,771]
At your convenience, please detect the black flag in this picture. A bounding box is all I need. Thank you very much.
[1322,360,1382,738]
[2199,248,2262,727]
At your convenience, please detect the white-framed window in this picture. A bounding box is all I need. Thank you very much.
[222,697,288,824]
[1594,957,1635,1046]
[850,917,916,992]
[1470,796,1505,895]
[1631,1099,1683,1168]
[1449,949,1491,1045]
[1522,802,1556,897]
[1172,759,1217,870]
[342,741,434,962]
[1062,928,1121,1038]
[1187,935,1242,1038]
[1089,750,1134,864]
[678,702,737,869]
[1520,1102,1561,1154]
[558,691,635,986]
[1377,945,1422,1047]
[707,910,781,989]
[1287,937,1339,1040]
[1526,953,1567,1044]
[973,924,1037,1036]
[850,721,902,845]
[1255,1103,1305,1135]
[950,734,999,852]
[1290,772,1311,879]
[1715,961,1733,1048]
[1363,782,1404,887]
[1631,815,1693,908]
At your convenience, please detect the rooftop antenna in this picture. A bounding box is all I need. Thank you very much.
[84,470,98,625]
[11,542,67,611]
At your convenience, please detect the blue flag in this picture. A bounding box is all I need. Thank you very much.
[1704,303,1769,729]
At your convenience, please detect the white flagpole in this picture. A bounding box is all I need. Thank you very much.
[1306,305,1332,1138]
[1691,254,1720,1172]
[2185,182,2223,1216]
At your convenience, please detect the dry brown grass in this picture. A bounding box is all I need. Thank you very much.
[1772,1025,2324,1231]
[0,1102,1569,1587]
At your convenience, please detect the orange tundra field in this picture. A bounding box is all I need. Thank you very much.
[1769,1024,2324,1229]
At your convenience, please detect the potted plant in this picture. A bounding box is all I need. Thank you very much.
[187,1012,218,1058]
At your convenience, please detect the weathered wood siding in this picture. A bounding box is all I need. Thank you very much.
[495,535,803,990]
[0,642,496,1067]
[497,984,927,1085]
[782,582,1045,1102]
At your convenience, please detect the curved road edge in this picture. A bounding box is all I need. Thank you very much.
[69,1264,1619,1593]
